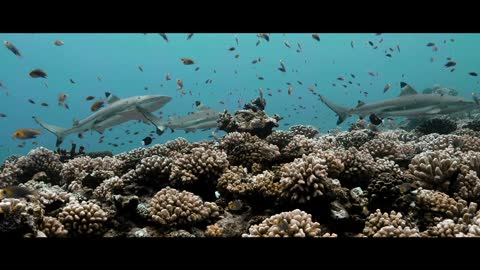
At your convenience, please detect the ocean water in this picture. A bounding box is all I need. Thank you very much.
[1,33,479,162]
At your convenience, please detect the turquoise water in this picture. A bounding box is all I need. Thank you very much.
[1,33,479,161]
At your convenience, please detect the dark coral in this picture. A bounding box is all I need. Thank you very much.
[416,118,457,135]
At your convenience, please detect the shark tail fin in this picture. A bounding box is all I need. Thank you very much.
[135,106,167,135]
[32,116,67,147]
[319,95,351,125]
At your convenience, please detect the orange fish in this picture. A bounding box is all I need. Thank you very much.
[13,128,42,140]
[29,69,47,78]
[91,100,105,112]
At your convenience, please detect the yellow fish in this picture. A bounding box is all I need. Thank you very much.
[13,128,41,140]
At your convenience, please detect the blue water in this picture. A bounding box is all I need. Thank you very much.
[1,33,479,162]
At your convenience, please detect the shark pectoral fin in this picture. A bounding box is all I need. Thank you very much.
[95,127,105,134]
[426,108,441,114]
[135,106,167,134]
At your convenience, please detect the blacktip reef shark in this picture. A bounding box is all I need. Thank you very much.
[320,82,478,125]
[33,92,172,146]
[136,102,221,135]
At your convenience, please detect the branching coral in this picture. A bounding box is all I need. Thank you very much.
[289,125,319,138]
[121,155,171,186]
[266,131,296,150]
[279,153,330,203]
[60,156,124,189]
[57,201,108,236]
[282,135,318,159]
[363,209,419,237]
[405,148,460,192]
[0,147,63,185]
[416,118,457,135]
[219,132,279,168]
[218,109,281,138]
[169,146,228,184]
[0,198,44,236]
[149,187,220,226]
[337,148,377,188]
[242,209,335,237]
[39,216,68,237]
[217,166,254,197]
[93,176,125,201]
[336,130,374,149]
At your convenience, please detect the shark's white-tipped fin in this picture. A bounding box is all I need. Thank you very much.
[105,92,121,104]
[399,82,418,96]
[135,106,167,135]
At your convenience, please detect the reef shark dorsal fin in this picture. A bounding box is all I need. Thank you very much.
[356,100,366,108]
[73,119,79,127]
[105,92,121,104]
[399,82,418,96]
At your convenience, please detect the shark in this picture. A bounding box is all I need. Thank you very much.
[320,82,478,125]
[33,92,172,146]
[136,102,221,135]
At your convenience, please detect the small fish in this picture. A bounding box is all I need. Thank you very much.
[4,41,22,57]
[350,40,354,48]
[431,57,435,63]
[177,79,184,90]
[186,33,194,40]
[86,96,95,101]
[234,54,240,59]
[58,93,68,106]
[367,71,377,77]
[396,44,401,52]
[195,67,200,71]
[13,128,42,140]
[256,40,260,46]
[142,136,153,146]
[70,78,75,84]
[297,80,303,85]
[257,75,264,80]
[433,46,438,52]
[91,100,105,112]
[227,200,243,211]
[54,40,64,46]
[312,33,320,41]
[228,47,236,51]
[288,87,293,95]
[284,40,291,48]
[181,58,195,65]
[29,69,47,78]
[0,186,36,200]
[159,33,168,42]
[368,41,374,46]
[383,83,391,93]
[426,42,435,47]
[0,113,6,118]
[41,102,49,107]
[138,65,143,72]
[166,73,171,81]
[252,59,258,64]
[385,53,392,58]
[144,86,149,90]
[28,99,35,104]
[469,72,478,77]
[369,113,383,125]
[351,74,356,78]
[0,81,6,89]
[450,68,456,73]
[257,33,270,42]
[445,61,456,67]
[337,77,345,81]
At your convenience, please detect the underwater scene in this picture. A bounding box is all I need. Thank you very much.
[1,33,480,237]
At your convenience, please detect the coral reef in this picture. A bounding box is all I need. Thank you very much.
[57,201,108,236]
[416,118,457,135]
[149,187,220,226]
[243,209,335,237]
